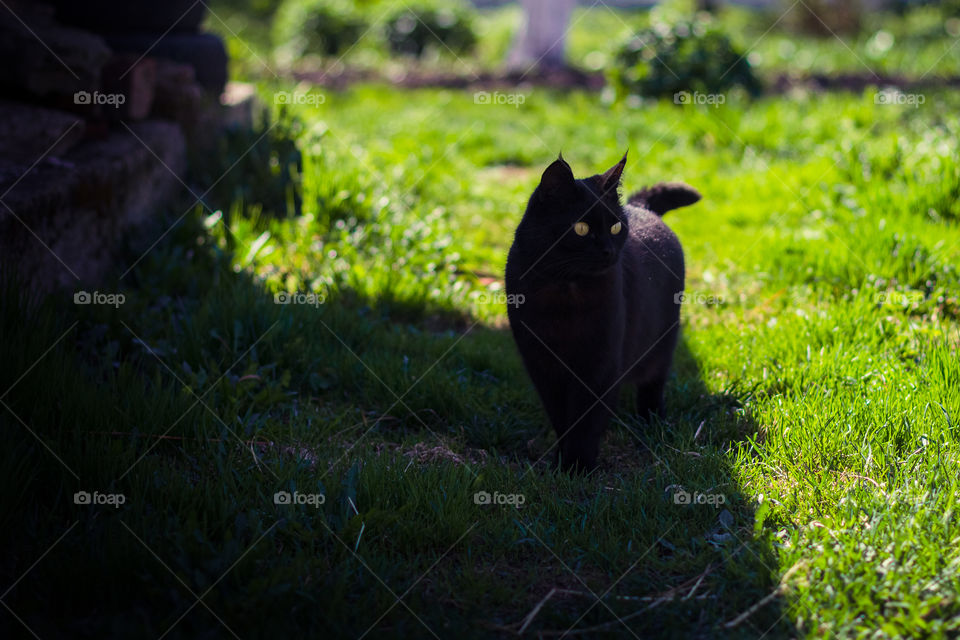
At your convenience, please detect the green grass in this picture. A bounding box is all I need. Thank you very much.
[3,80,960,637]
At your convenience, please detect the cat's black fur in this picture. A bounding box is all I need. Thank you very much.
[504,153,700,473]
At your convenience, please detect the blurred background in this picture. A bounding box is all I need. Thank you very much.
[213,0,960,83]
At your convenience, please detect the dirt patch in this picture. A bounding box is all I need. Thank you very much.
[401,440,490,466]
[772,71,960,93]
[293,64,960,96]
[293,65,605,91]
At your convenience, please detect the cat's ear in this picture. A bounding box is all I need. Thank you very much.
[539,153,576,198]
[598,152,628,196]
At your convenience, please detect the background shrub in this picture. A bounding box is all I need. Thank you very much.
[384,5,476,58]
[272,0,369,57]
[609,15,761,100]
[943,0,960,17]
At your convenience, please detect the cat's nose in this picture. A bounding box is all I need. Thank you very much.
[601,246,614,259]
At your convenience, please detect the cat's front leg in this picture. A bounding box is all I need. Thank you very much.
[635,379,667,422]
[555,379,619,473]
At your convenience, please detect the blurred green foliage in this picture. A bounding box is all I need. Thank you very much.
[272,0,369,57]
[208,0,960,80]
[610,14,761,100]
[385,6,476,58]
[270,0,477,60]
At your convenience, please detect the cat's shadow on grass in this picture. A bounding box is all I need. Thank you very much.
[463,317,790,635]
[593,334,792,637]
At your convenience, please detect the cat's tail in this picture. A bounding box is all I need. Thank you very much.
[627,182,701,216]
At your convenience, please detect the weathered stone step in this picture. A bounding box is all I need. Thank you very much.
[0,119,185,290]
[0,100,85,165]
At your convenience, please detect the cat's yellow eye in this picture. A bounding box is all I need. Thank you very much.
[574,221,589,236]
[610,222,622,235]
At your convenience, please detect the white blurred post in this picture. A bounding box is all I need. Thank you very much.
[508,0,576,70]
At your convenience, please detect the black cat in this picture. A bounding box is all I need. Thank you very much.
[505,153,700,473]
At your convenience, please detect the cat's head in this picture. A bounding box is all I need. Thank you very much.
[518,153,629,277]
